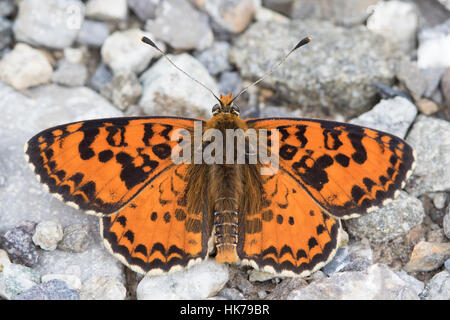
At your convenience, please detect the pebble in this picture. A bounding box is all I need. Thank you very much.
[137,260,229,300]
[217,288,244,300]
[13,279,79,300]
[0,0,14,17]
[41,273,82,290]
[442,68,450,109]
[420,67,446,98]
[13,0,85,49]
[101,28,162,74]
[265,278,308,300]
[89,63,113,92]
[0,17,12,50]
[57,224,90,253]
[80,276,126,300]
[366,0,419,52]
[100,71,142,111]
[139,53,219,118]
[342,239,373,272]
[418,19,450,68]
[0,249,10,271]
[128,0,160,22]
[194,41,231,76]
[52,60,88,87]
[445,259,450,271]
[420,270,450,300]
[63,47,88,65]
[254,6,290,24]
[248,270,283,282]
[405,241,450,272]
[288,264,421,300]
[432,192,447,209]
[76,19,110,48]
[146,0,213,51]
[1,221,39,267]
[444,209,450,239]
[0,43,53,90]
[32,221,64,251]
[395,58,427,102]
[219,72,243,97]
[321,247,350,276]
[416,98,439,115]
[0,263,40,299]
[346,191,425,243]
[406,115,450,196]
[85,0,128,22]
[349,96,417,139]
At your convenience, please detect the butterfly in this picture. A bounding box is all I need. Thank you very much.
[24,37,415,277]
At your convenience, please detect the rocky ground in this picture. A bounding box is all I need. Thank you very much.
[0,0,449,300]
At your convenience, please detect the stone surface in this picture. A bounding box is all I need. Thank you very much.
[0,249,11,271]
[137,260,229,300]
[442,68,450,109]
[341,239,373,272]
[418,19,450,69]
[80,276,126,300]
[406,115,450,196]
[139,53,219,118]
[100,71,142,110]
[420,67,446,98]
[32,221,64,251]
[1,221,39,267]
[194,41,231,76]
[321,247,350,276]
[101,28,162,74]
[292,0,378,27]
[85,0,127,22]
[396,58,427,102]
[0,0,14,17]
[345,191,424,243]
[128,0,160,21]
[13,279,79,300]
[404,241,450,272]
[13,0,85,49]
[444,209,450,239]
[416,98,439,115]
[287,264,420,300]
[52,60,88,87]
[254,6,290,24]
[57,224,90,253]
[366,0,419,53]
[146,0,213,50]
[41,273,82,290]
[76,19,110,48]
[219,71,243,97]
[230,20,397,116]
[420,270,450,300]
[0,17,12,50]
[349,97,417,138]
[0,43,53,90]
[0,263,40,299]
[89,63,113,92]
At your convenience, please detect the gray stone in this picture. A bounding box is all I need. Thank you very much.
[32,221,64,251]
[41,273,82,290]
[194,41,231,76]
[418,19,450,69]
[100,71,142,111]
[444,209,450,239]
[420,67,446,98]
[321,247,350,276]
[405,241,450,272]
[89,63,113,92]
[262,0,293,16]
[395,270,425,296]
[13,279,79,300]
[0,17,12,50]
[80,276,126,300]
[406,115,450,196]
[217,288,244,300]
[437,0,450,11]
[137,260,229,300]
[1,221,39,267]
[219,72,243,97]
[230,20,397,116]
[0,263,40,299]
[139,53,219,118]
[346,191,424,243]
[432,192,447,209]
[57,224,90,253]
[52,61,88,87]
[287,264,420,300]
[0,0,14,17]
[85,0,127,22]
[254,6,290,24]
[420,270,450,300]
[76,20,110,48]
[128,0,160,22]
[342,239,373,272]
[350,97,417,139]
[292,0,378,27]
[13,0,85,49]
[146,0,213,50]
[445,259,450,270]
[0,43,53,90]
[396,58,427,102]
[442,68,450,109]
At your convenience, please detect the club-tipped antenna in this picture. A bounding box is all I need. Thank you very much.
[141,36,221,103]
[231,36,312,103]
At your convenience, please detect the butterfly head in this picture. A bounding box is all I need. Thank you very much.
[212,93,240,116]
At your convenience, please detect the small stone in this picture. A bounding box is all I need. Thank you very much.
[418,19,450,69]
[63,47,88,65]
[128,0,160,22]
[444,209,450,239]
[367,0,419,52]
[0,17,12,50]
[433,192,447,209]
[395,270,424,296]
[139,53,218,118]
[52,61,88,87]
[101,28,162,74]
[85,0,127,22]
[57,224,90,253]
[146,0,213,50]
[420,67,446,98]
[32,221,64,251]
[1,221,39,267]
[100,71,142,111]
[76,19,110,48]
[265,278,308,300]
[13,279,79,300]
[137,260,229,300]
[321,247,350,276]
[217,288,244,300]
[416,98,439,115]
[405,241,450,272]
[420,270,450,300]
[342,239,373,272]
[13,0,85,49]
[0,250,11,272]
[0,0,14,17]
[194,41,231,76]
[0,263,40,299]
[395,58,427,102]
[80,276,126,300]
[41,273,82,290]
[248,270,283,282]
[89,63,113,92]
[254,6,290,24]
[442,68,450,109]
[445,259,450,270]
[219,72,243,97]
[0,43,53,90]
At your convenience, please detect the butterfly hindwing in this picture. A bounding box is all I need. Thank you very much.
[25,116,202,216]
[247,118,415,219]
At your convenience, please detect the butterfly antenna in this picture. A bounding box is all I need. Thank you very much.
[231,36,312,103]
[141,36,221,103]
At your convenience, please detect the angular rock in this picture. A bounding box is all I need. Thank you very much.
[139,53,218,118]
[32,221,64,251]
[341,239,373,272]
[146,0,213,50]
[137,260,229,300]
[262,0,293,16]
[1,221,39,267]
[89,63,113,92]
[13,279,79,300]
[321,247,350,276]
[0,17,12,50]
[101,29,162,74]
[349,96,417,138]
[420,270,450,300]
[418,19,450,69]
[76,19,110,48]
[406,115,450,196]
[85,0,127,22]
[420,67,446,98]
[52,60,88,87]
[57,224,90,253]
[292,0,378,27]
[396,58,427,102]
[230,20,397,116]
[0,43,53,90]
[416,98,439,115]
[405,241,450,272]
[345,191,424,243]
[13,0,85,49]
[80,276,126,300]
[128,0,160,22]
[194,41,231,76]
[0,263,40,299]
[254,6,290,24]
[366,0,419,53]
[217,288,244,300]
[41,273,82,290]
[100,71,142,111]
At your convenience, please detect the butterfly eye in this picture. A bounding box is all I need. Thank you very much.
[212,104,220,115]
[231,105,240,115]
